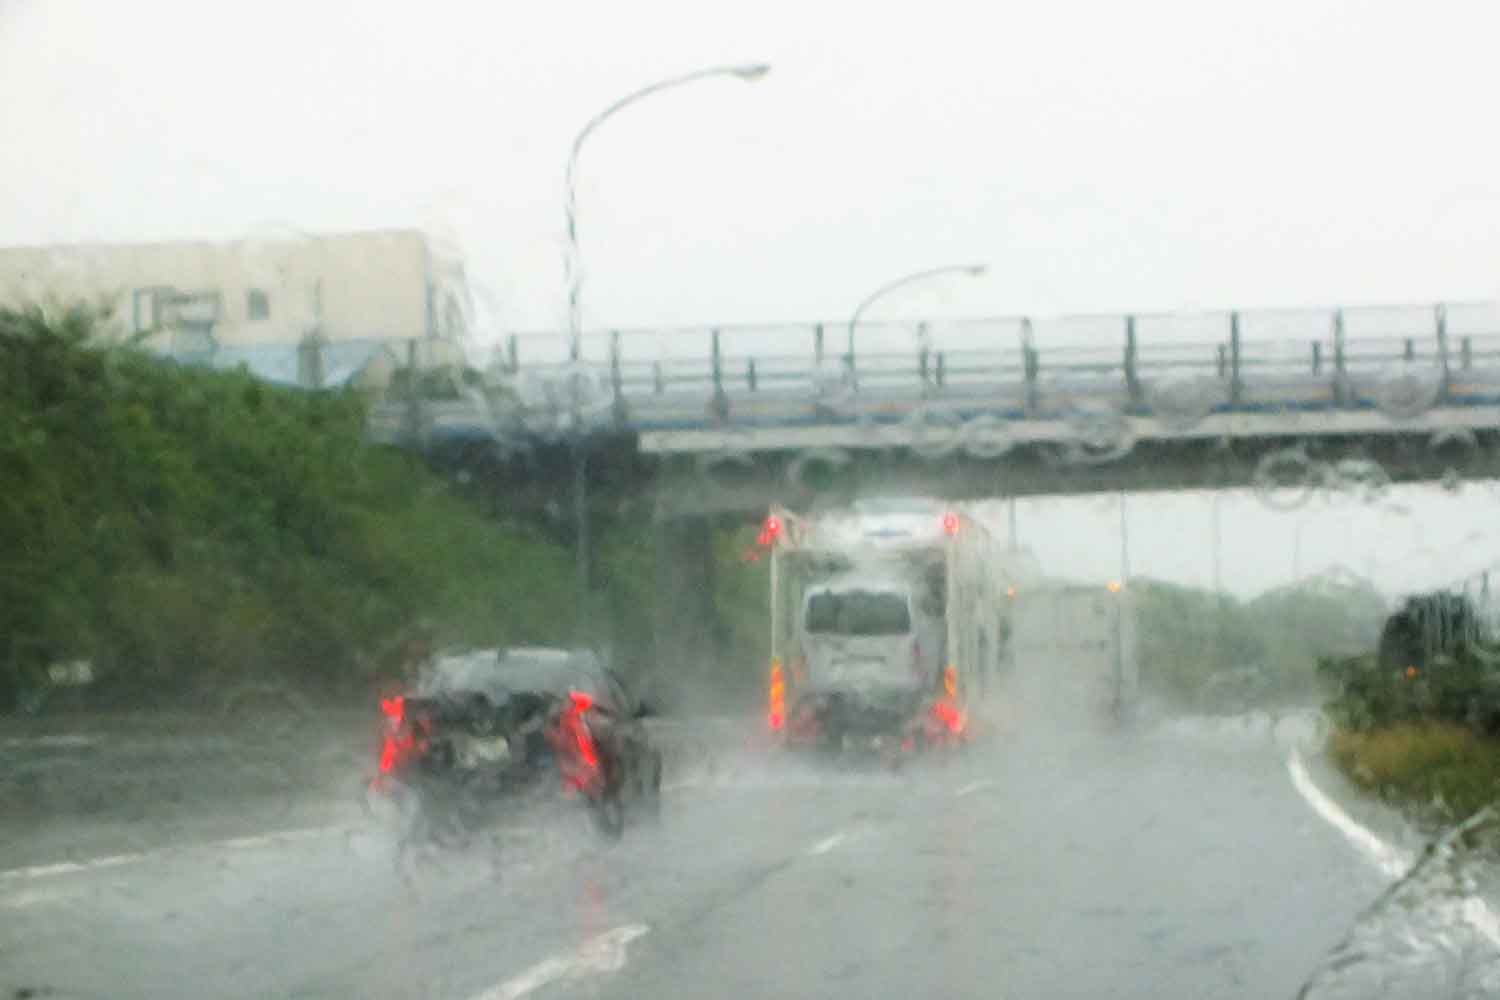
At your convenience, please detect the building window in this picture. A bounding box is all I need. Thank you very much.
[247,289,270,321]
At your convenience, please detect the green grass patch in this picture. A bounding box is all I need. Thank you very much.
[1328,722,1500,826]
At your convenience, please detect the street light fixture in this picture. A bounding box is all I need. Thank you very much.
[844,264,987,384]
[560,64,771,641]
[563,63,772,361]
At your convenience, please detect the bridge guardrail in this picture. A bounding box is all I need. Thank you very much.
[369,300,1500,445]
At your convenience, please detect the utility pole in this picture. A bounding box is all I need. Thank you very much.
[1211,491,1225,664]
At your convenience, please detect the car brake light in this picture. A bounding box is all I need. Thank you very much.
[378,735,400,773]
[942,512,959,535]
[571,717,599,768]
[377,695,413,773]
[557,692,599,781]
[930,700,964,734]
[757,515,782,547]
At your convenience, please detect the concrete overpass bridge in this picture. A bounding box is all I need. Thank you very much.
[371,299,1500,514]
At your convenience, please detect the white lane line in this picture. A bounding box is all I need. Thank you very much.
[662,777,702,793]
[217,825,350,851]
[1288,748,1500,949]
[0,824,351,883]
[0,852,146,882]
[0,885,86,910]
[1,733,100,749]
[954,779,994,798]
[468,924,650,1000]
[1286,749,1413,880]
[807,832,846,856]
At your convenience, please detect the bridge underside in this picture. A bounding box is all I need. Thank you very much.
[432,418,1500,522]
[647,428,1500,516]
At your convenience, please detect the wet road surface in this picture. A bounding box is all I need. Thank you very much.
[0,716,1440,998]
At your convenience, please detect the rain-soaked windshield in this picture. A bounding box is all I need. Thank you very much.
[7,3,1500,999]
[804,590,913,636]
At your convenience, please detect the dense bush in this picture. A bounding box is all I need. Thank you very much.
[0,306,575,709]
[1320,642,1500,736]
[1322,596,1500,823]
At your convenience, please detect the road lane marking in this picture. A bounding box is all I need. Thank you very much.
[1,734,100,749]
[807,833,846,856]
[468,924,650,1000]
[1286,749,1412,879]
[0,852,147,882]
[954,779,994,798]
[216,825,349,850]
[1288,748,1500,949]
[0,885,86,909]
[0,824,351,882]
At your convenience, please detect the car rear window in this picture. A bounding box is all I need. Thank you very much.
[421,650,606,703]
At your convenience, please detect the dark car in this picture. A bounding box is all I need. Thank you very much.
[370,646,662,841]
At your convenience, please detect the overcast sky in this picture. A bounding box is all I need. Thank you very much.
[3,0,1499,599]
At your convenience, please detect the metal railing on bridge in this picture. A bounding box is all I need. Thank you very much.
[371,300,1500,448]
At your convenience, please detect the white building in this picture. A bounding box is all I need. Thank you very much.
[0,229,472,388]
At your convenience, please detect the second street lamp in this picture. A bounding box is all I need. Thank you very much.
[844,264,987,387]
[561,64,771,642]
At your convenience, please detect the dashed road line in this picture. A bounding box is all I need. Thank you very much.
[954,779,994,798]
[0,824,351,883]
[0,852,146,882]
[1,733,100,750]
[467,924,650,1000]
[0,885,86,909]
[807,832,846,856]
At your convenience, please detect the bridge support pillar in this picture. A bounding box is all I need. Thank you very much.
[653,513,723,693]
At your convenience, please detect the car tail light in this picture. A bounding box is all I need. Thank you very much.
[377,695,413,774]
[553,691,601,790]
[569,715,599,770]
[942,512,959,535]
[757,514,782,547]
[930,699,965,734]
[768,659,785,730]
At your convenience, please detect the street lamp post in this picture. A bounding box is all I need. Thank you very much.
[564,63,770,362]
[561,63,770,641]
[844,264,986,386]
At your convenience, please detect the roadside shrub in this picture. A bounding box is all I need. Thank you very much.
[1328,721,1500,825]
[1322,650,1500,737]
[0,306,575,709]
